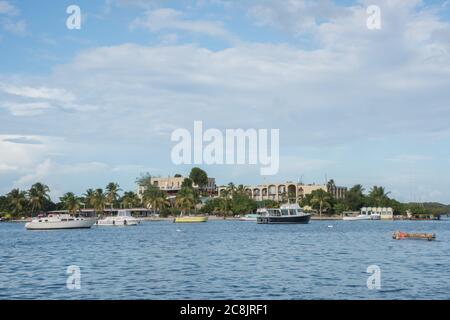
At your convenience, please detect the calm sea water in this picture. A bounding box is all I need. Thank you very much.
[0,218,449,300]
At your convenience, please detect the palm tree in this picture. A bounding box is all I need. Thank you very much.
[310,189,332,218]
[369,186,391,207]
[344,184,365,211]
[121,191,141,209]
[7,189,27,217]
[145,195,169,213]
[60,192,81,214]
[105,182,122,209]
[226,182,236,196]
[175,187,197,214]
[28,183,50,214]
[83,188,95,208]
[327,179,336,197]
[91,188,106,215]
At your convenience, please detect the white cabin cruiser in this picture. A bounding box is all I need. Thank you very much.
[25,213,96,230]
[96,210,140,226]
[343,212,380,221]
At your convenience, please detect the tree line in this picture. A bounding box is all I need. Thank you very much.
[0,169,448,218]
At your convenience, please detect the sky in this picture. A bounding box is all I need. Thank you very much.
[0,0,450,203]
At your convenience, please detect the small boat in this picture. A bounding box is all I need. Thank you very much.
[343,214,372,221]
[25,213,96,230]
[96,210,140,226]
[239,213,260,221]
[173,216,208,223]
[392,231,436,241]
[257,203,311,224]
[343,212,381,221]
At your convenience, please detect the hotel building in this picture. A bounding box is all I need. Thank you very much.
[137,176,217,197]
[218,182,347,202]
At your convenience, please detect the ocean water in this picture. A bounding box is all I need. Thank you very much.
[0,219,449,300]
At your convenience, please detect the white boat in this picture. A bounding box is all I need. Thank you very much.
[25,213,96,230]
[343,214,372,221]
[343,212,380,221]
[239,213,260,221]
[96,210,140,226]
[370,213,381,220]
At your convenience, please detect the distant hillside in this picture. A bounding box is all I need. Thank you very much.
[406,202,450,215]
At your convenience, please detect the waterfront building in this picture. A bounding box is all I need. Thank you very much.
[361,207,393,220]
[218,181,347,202]
[137,176,216,197]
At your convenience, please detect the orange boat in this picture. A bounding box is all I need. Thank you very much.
[392,231,436,241]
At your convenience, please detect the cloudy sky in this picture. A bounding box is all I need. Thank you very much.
[1,0,450,202]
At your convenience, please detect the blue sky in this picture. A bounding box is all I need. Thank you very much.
[1,0,450,203]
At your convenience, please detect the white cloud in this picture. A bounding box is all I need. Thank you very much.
[0,1,18,15]
[0,163,17,172]
[0,135,58,175]
[3,102,52,116]
[0,85,75,102]
[6,102,49,116]
[130,8,237,42]
[386,154,433,162]
[248,0,342,35]
[2,18,26,35]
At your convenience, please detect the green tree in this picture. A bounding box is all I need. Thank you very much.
[175,187,198,214]
[230,192,257,215]
[59,192,81,214]
[83,188,95,209]
[91,188,107,215]
[121,191,141,209]
[0,195,8,213]
[333,201,347,215]
[181,178,193,189]
[310,189,332,217]
[145,194,170,213]
[135,173,153,187]
[28,182,50,214]
[368,186,391,207]
[344,184,366,211]
[189,167,208,190]
[7,189,27,217]
[105,182,122,209]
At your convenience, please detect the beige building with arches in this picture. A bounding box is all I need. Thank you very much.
[218,182,346,202]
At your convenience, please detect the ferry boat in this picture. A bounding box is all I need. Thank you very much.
[96,210,140,226]
[257,203,311,224]
[25,213,96,230]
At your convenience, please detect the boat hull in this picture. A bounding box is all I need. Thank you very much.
[239,214,259,221]
[343,215,372,221]
[257,215,311,224]
[25,218,96,230]
[96,218,139,226]
[239,217,258,221]
[173,216,208,223]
